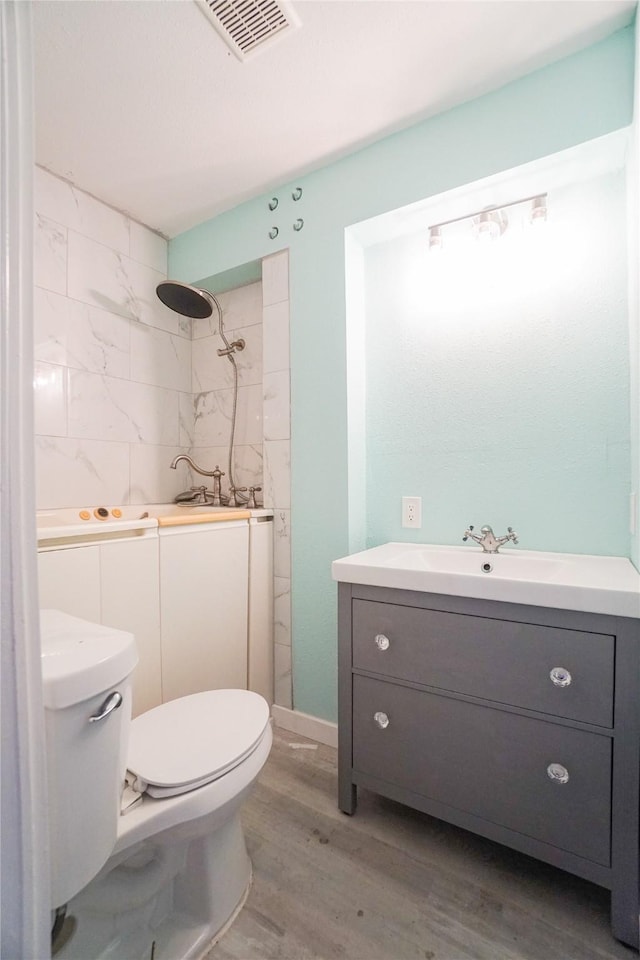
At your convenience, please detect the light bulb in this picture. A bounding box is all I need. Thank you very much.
[472,209,507,242]
[428,225,442,252]
[530,195,547,226]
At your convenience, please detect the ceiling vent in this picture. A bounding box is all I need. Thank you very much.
[196,0,300,61]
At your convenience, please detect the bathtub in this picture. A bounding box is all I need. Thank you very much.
[37,504,274,714]
[36,503,272,545]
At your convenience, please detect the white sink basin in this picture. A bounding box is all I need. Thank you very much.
[332,542,640,618]
[399,545,566,581]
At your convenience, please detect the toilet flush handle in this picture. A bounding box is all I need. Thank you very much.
[89,691,123,723]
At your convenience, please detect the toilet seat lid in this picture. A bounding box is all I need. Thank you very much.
[127,689,270,789]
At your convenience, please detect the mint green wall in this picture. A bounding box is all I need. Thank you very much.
[365,170,629,556]
[170,28,635,722]
[630,21,640,571]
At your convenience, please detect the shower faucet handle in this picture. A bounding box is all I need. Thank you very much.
[248,486,262,509]
[228,486,248,507]
[189,485,214,505]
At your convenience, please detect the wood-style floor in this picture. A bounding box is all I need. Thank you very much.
[205,726,636,960]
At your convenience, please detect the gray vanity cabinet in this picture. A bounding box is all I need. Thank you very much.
[337,583,640,948]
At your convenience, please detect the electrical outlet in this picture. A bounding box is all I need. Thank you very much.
[402,496,422,529]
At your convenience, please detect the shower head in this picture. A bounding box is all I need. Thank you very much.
[156,280,215,319]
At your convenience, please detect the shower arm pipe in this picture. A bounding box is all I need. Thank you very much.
[207,292,234,354]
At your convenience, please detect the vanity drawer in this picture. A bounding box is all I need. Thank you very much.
[353,675,611,866]
[352,600,614,727]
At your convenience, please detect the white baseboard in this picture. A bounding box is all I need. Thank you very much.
[271,704,338,749]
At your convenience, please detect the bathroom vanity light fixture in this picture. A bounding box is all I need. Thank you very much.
[427,193,548,252]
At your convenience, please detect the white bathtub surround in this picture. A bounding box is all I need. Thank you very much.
[178,391,196,447]
[37,509,274,713]
[192,323,263,392]
[189,279,264,505]
[274,642,294,709]
[273,576,292,707]
[262,251,292,709]
[130,322,191,393]
[274,577,292,646]
[67,371,180,446]
[263,300,290,374]
[33,174,290,715]
[192,280,263,340]
[35,213,67,294]
[185,443,264,494]
[186,279,276,516]
[67,231,187,336]
[35,436,131,510]
[129,444,192,504]
[262,250,290,307]
[263,369,291,442]
[129,219,168,274]
[189,383,264,448]
[35,165,130,255]
[33,361,67,437]
[33,174,280,524]
[34,288,131,378]
[264,439,291,510]
[34,168,191,509]
[273,509,291,579]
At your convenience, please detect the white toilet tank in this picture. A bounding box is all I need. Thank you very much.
[40,610,138,908]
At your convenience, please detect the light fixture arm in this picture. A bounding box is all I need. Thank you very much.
[428,192,547,233]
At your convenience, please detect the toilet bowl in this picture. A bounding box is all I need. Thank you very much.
[41,610,272,960]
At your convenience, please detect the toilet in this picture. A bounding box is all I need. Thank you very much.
[41,609,272,960]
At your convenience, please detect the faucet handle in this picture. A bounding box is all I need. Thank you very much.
[248,486,262,509]
[507,526,519,544]
[462,525,474,542]
[188,485,213,505]
[228,485,248,507]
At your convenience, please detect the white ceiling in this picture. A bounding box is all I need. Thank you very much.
[33,0,636,238]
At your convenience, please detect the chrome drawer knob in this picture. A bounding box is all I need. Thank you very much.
[374,633,390,651]
[550,667,572,688]
[374,711,390,729]
[547,763,569,784]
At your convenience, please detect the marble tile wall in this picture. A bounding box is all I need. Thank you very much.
[188,282,265,496]
[34,168,291,710]
[33,167,192,507]
[262,252,292,709]
[190,265,291,711]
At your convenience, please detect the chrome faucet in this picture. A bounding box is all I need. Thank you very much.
[170,455,223,505]
[463,524,518,554]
